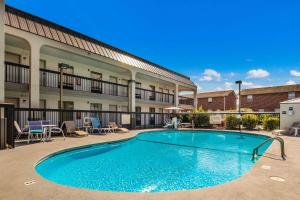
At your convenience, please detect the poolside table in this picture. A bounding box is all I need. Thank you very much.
[42,124,57,141]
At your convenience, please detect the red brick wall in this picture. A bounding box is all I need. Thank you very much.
[240,92,300,111]
[197,93,237,111]
[225,92,237,110]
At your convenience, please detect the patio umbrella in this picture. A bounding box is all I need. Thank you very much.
[164,106,182,110]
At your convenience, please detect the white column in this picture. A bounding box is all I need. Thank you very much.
[128,70,136,112]
[29,43,41,108]
[193,89,198,108]
[174,84,179,107]
[0,0,5,103]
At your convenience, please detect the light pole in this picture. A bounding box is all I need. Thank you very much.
[235,80,242,113]
[58,63,72,124]
[235,80,242,132]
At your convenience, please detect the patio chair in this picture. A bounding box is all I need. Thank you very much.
[288,122,300,136]
[108,122,129,133]
[163,118,173,128]
[91,117,112,134]
[63,121,88,137]
[27,121,45,144]
[14,121,29,141]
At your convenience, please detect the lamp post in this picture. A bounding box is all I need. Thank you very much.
[235,80,242,132]
[58,63,72,123]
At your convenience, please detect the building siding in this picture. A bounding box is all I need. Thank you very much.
[197,92,237,111]
[240,92,300,111]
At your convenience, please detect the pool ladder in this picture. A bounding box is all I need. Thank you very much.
[252,137,287,161]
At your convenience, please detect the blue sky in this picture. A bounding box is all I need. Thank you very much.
[6,0,300,92]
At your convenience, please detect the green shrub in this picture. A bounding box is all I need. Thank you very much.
[241,114,259,130]
[193,113,210,127]
[225,114,240,129]
[263,116,280,130]
[179,114,190,123]
[187,107,210,127]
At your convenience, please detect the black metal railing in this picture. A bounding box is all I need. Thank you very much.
[5,62,30,84]
[136,87,174,104]
[14,108,172,132]
[40,68,128,97]
[179,96,194,105]
[0,104,15,149]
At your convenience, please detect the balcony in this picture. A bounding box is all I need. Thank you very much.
[4,62,181,105]
[136,87,174,104]
[39,68,128,97]
[179,95,194,105]
[5,62,30,85]
[5,62,128,97]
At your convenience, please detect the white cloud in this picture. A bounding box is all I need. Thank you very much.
[290,70,300,77]
[285,80,296,85]
[200,69,221,81]
[224,82,233,89]
[247,69,269,78]
[242,81,266,89]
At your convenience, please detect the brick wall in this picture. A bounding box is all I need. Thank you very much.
[197,92,237,111]
[240,92,300,111]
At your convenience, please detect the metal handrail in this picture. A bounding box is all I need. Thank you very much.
[252,137,287,161]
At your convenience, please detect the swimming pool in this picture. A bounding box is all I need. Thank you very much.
[36,130,272,192]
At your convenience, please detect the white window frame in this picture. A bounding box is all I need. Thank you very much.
[247,95,253,103]
[208,97,212,103]
[288,91,295,100]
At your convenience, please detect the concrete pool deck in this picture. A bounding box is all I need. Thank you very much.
[0,129,299,200]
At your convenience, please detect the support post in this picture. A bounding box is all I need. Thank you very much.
[0,0,5,103]
[128,71,136,128]
[193,89,198,109]
[174,84,179,107]
[29,43,41,108]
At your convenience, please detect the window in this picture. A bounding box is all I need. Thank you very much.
[5,52,21,83]
[58,101,74,121]
[135,106,142,126]
[247,95,253,102]
[208,97,212,103]
[109,105,118,122]
[135,82,142,99]
[288,92,295,100]
[90,103,102,111]
[90,103,102,118]
[149,107,155,126]
[91,71,102,93]
[109,76,118,96]
[149,85,156,101]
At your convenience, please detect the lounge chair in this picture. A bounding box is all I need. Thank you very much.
[91,117,112,134]
[288,122,300,136]
[63,121,88,137]
[27,121,45,143]
[163,118,173,128]
[108,122,129,133]
[14,121,29,141]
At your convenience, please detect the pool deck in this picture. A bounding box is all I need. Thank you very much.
[0,129,299,200]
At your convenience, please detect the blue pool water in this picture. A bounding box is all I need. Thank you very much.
[36,130,272,192]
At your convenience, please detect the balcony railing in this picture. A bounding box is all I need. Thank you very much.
[5,62,178,104]
[136,87,174,104]
[179,96,194,105]
[40,68,128,97]
[5,62,30,84]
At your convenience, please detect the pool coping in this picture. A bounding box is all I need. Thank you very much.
[0,128,299,200]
